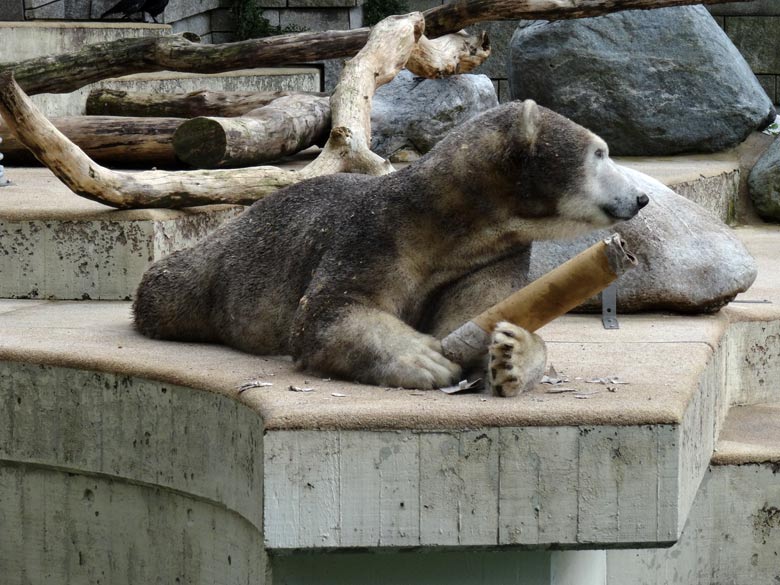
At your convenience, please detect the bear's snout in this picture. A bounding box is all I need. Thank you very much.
[637,194,650,210]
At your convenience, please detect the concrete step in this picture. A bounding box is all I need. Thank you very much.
[0,21,320,116]
[713,402,780,465]
[0,21,169,62]
[0,168,245,300]
[606,402,780,584]
[0,151,744,301]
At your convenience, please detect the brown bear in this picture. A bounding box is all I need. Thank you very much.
[133,100,648,393]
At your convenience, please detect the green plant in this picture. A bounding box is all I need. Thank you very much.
[232,0,309,41]
[363,0,410,27]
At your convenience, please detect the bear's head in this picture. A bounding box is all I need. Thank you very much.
[504,100,649,239]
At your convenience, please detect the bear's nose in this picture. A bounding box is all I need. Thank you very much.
[637,194,650,209]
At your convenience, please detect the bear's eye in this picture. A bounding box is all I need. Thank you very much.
[595,148,605,159]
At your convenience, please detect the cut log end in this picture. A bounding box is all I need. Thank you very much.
[173,117,228,169]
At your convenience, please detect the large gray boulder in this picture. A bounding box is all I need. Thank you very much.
[371,70,498,160]
[748,137,780,222]
[530,168,757,313]
[508,6,776,156]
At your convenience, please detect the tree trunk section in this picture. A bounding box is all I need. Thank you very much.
[86,88,328,118]
[173,94,331,169]
[0,116,182,167]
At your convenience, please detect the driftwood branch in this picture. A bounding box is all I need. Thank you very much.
[7,31,367,96]
[3,0,753,97]
[86,88,328,118]
[0,70,299,207]
[421,0,753,37]
[0,14,426,207]
[407,30,490,78]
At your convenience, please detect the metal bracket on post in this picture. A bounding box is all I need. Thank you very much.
[601,283,619,329]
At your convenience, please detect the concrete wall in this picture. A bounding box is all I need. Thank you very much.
[607,463,780,585]
[0,362,267,584]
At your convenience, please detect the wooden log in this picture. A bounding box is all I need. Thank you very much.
[3,0,752,97]
[86,88,328,118]
[0,14,421,208]
[7,32,368,97]
[0,116,183,167]
[173,94,331,169]
[0,70,300,208]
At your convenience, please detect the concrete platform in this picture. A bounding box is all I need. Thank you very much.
[1,227,778,569]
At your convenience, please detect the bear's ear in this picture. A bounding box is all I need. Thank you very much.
[520,99,541,146]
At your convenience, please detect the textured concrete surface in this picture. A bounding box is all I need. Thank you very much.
[0,22,168,63]
[0,228,777,585]
[264,424,682,549]
[618,153,741,223]
[607,464,780,584]
[0,227,778,554]
[0,361,266,584]
[0,168,244,299]
[712,403,780,465]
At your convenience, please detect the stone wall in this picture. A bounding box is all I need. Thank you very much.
[709,1,780,104]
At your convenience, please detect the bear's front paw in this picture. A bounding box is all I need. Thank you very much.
[378,335,462,390]
[488,322,547,397]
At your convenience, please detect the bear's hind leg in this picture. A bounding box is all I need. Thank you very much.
[487,322,547,397]
[133,254,215,343]
[293,304,462,389]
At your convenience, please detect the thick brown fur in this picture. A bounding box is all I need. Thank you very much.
[134,101,648,390]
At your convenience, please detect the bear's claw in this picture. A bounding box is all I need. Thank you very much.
[487,322,547,397]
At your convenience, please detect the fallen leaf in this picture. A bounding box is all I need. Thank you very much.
[586,376,628,385]
[237,380,273,393]
[574,390,602,399]
[440,378,483,394]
